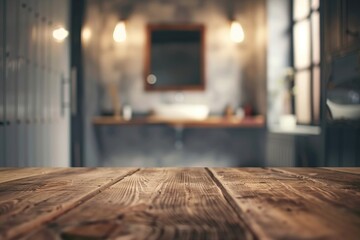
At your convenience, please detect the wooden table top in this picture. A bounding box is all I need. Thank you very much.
[0,168,359,239]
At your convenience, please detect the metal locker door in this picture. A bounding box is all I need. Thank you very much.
[0,0,5,166]
[51,0,70,167]
[42,0,50,166]
[41,0,48,166]
[50,0,59,165]
[43,0,52,166]
[37,0,44,166]
[27,0,36,166]
[46,0,53,165]
[33,0,42,166]
[40,2,49,166]
[5,0,19,167]
[23,0,31,166]
[17,0,28,166]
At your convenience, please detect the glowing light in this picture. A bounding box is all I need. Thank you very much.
[52,27,69,42]
[230,21,245,43]
[82,27,92,43]
[113,21,126,43]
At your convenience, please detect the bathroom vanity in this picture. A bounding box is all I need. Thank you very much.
[92,114,266,167]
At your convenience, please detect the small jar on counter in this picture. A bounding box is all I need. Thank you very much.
[122,105,132,121]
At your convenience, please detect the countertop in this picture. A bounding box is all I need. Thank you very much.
[92,116,265,128]
[0,167,359,239]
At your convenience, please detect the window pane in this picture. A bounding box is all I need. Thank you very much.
[294,0,310,20]
[311,11,320,64]
[294,19,311,69]
[295,70,311,124]
[312,66,320,124]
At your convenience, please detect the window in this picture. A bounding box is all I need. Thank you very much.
[292,0,320,125]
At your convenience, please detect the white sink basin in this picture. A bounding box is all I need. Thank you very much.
[327,100,360,120]
[153,104,209,120]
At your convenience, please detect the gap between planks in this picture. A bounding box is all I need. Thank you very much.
[206,167,360,240]
[24,168,256,240]
[205,167,258,240]
[2,168,140,240]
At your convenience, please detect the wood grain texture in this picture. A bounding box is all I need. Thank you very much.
[0,168,65,183]
[208,168,360,240]
[0,168,359,240]
[271,168,360,211]
[24,168,253,240]
[274,167,360,191]
[0,168,138,239]
[323,167,360,175]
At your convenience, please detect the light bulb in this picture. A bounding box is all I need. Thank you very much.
[82,27,92,43]
[113,21,126,43]
[52,27,69,42]
[230,21,245,43]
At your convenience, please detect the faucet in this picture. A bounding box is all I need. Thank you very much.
[174,92,185,103]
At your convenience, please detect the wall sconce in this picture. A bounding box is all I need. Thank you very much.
[82,27,92,43]
[230,21,245,43]
[52,27,69,42]
[113,21,127,43]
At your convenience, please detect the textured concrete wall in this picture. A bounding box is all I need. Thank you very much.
[97,0,246,114]
[83,0,267,167]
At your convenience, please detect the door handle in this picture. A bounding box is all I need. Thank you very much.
[71,67,77,116]
[60,74,70,117]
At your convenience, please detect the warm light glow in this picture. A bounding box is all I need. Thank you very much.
[295,71,311,124]
[113,21,126,43]
[82,27,92,43]
[230,21,245,43]
[294,20,311,68]
[52,27,69,42]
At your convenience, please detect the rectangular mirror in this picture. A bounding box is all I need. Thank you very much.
[145,24,205,91]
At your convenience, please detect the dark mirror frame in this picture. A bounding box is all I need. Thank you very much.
[144,24,206,91]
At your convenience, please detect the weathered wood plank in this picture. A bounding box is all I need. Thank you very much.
[23,168,254,240]
[0,168,65,183]
[208,167,360,240]
[0,168,138,239]
[270,168,360,214]
[270,168,360,219]
[323,167,360,175]
[275,167,360,192]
